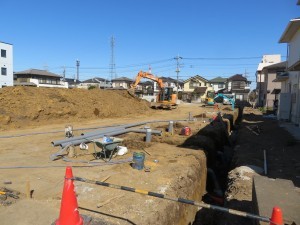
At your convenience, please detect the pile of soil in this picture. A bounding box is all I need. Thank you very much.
[0,86,152,130]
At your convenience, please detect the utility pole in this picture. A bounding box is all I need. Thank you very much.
[76,59,80,81]
[110,36,116,81]
[63,66,66,81]
[244,69,249,79]
[174,55,182,94]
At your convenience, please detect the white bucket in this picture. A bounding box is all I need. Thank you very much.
[117,146,128,156]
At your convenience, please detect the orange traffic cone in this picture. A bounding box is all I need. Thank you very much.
[269,206,283,225]
[55,166,83,225]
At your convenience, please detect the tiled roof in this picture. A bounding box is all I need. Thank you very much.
[264,61,287,70]
[14,69,61,78]
[228,74,247,81]
[82,77,106,83]
[209,76,227,83]
[111,77,133,82]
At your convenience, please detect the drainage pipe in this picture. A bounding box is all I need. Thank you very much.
[59,128,162,148]
[52,127,125,147]
[207,168,223,197]
[52,119,188,147]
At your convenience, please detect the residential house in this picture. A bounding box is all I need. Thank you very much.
[256,55,281,106]
[226,74,251,101]
[182,75,213,102]
[80,77,111,89]
[209,76,227,93]
[0,41,13,88]
[111,77,133,89]
[63,78,81,89]
[277,18,300,124]
[14,69,67,88]
[260,61,287,110]
[159,76,183,93]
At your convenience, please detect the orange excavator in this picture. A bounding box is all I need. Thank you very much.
[129,71,177,109]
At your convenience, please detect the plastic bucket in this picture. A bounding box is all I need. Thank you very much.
[132,152,145,170]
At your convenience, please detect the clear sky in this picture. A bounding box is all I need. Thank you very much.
[1,0,299,89]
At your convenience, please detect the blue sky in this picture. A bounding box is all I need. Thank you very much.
[1,0,299,89]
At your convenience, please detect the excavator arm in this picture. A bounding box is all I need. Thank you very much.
[130,71,164,89]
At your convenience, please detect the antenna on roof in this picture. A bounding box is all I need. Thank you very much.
[149,65,152,73]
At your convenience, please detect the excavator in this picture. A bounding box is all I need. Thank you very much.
[205,90,235,110]
[129,71,177,109]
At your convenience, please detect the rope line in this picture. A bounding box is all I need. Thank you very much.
[73,176,270,223]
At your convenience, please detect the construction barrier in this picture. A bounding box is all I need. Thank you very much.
[55,167,284,225]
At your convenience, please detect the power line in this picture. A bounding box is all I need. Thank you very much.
[183,56,262,60]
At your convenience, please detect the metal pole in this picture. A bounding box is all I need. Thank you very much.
[76,59,80,81]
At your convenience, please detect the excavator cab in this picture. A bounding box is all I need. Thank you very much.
[158,87,173,102]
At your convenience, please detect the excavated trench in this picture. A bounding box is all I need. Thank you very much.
[142,108,242,225]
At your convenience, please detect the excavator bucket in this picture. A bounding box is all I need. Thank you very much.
[127,88,138,98]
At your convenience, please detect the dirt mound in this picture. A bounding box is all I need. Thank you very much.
[0,86,152,130]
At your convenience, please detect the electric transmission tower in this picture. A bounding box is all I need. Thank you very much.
[110,36,116,81]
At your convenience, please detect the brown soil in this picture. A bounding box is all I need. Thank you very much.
[0,87,298,225]
[0,86,151,130]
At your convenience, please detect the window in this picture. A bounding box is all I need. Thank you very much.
[1,49,6,58]
[1,67,7,75]
[218,83,224,88]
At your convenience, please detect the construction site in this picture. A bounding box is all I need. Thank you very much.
[0,86,299,225]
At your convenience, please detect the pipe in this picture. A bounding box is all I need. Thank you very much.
[263,149,267,175]
[145,129,152,143]
[60,128,162,148]
[52,127,125,146]
[52,119,187,147]
[207,168,223,197]
[168,121,174,135]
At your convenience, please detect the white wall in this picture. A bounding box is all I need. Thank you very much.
[211,83,225,92]
[0,42,13,88]
[286,29,300,124]
[288,31,300,68]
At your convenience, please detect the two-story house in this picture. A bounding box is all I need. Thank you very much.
[209,76,227,93]
[0,41,13,88]
[80,77,111,89]
[182,75,213,103]
[256,55,282,106]
[277,18,300,124]
[260,61,286,110]
[111,77,133,89]
[227,74,251,101]
[14,69,67,88]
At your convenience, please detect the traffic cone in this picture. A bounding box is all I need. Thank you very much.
[55,166,83,225]
[269,206,283,225]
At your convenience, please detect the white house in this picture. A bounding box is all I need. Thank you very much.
[209,76,227,93]
[14,69,68,88]
[278,18,300,125]
[256,54,281,106]
[0,41,13,88]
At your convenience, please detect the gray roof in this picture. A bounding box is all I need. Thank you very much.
[209,76,227,83]
[228,74,247,81]
[111,77,133,82]
[14,69,61,78]
[0,41,13,45]
[82,77,106,83]
[264,61,287,70]
[184,75,208,83]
